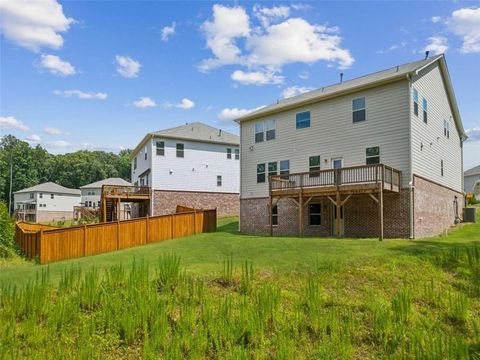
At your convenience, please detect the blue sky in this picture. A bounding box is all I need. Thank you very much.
[0,1,479,169]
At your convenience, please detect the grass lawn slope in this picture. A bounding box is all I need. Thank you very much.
[1,213,479,359]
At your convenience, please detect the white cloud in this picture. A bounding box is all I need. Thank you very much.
[175,98,195,109]
[43,126,62,135]
[281,85,314,99]
[0,0,73,51]
[424,36,448,54]
[446,7,480,53]
[199,4,354,82]
[298,71,309,79]
[0,116,29,131]
[115,55,141,78]
[161,22,176,41]
[49,140,71,148]
[231,70,283,85]
[53,90,108,100]
[217,106,264,122]
[39,54,76,76]
[25,134,41,143]
[133,97,156,108]
[431,16,442,23]
[466,127,480,142]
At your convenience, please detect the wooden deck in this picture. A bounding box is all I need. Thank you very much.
[100,185,151,222]
[268,164,402,240]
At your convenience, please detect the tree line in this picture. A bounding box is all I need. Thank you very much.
[0,135,131,210]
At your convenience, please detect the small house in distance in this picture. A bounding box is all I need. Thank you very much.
[464,165,480,197]
[130,122,239,217]
[14,182,81,223]
[80,177,132,209]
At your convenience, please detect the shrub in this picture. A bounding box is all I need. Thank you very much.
[0,201,16,258]
[467,194,480,205]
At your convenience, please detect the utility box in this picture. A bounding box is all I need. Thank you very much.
[463,208,476,223]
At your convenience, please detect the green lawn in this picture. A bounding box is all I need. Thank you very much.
[1,213,479,358]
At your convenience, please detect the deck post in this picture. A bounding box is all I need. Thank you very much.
[299,175,304,236]
[269,178,273,236]
[378,183,384,241]
[336,191,341,238]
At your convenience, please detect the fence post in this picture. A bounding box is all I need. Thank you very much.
[193,209,196,235]
[116,220,120,250]
[39,229,44,264]
[171,214,174,239]
[83,225,87,256]
[145,215,149,244]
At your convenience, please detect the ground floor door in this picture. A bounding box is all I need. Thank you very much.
[332,205,345,236]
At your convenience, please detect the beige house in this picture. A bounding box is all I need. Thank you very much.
[14,182,81,223]
[237,54,466,239]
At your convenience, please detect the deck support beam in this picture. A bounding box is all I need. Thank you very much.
[336,191,341,238]
[269,194,273,236]
[299,190,304,237]
[378,184,384,241]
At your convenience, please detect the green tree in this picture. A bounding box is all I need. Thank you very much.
[0,201,16,258]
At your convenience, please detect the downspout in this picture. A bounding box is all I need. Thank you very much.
[407,73,415,239]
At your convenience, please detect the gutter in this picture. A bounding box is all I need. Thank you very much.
[406,73,415,239]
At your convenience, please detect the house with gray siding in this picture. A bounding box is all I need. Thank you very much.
[464,165,480,196]
[130,122,240,217]
[237,54,466,239]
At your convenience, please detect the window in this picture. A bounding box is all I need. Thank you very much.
[257,163,266,183]
[296,111,311,129]
[255,122,264,143]
[266,119,276,140]
[255,120,276,142]
[422,98,428,123]
[366,146,380,164]
[309,155,321,177]
[235,148,240,160]
[352,97,366,123]
[39,193,43,199]
[50,194,54,199]
[30,193,34,199]
[217,175,222,187]
[280,160,290,178]
[441,160,444,177]
[309,203,322,225]
[444,120,450,139]
[144,151,147,160]
[156,141,165,156]
[134,157,137,170]
[227,148,232,159]
[176,143,184,158]
[413,88,419,116]
[268,161,278,177]
[98,201,101,207]
[272,205,278,226]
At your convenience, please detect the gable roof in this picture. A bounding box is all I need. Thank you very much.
[80,177,132,189]
[14,182,80,196]
[236,54,466,140]
[464,165,480,177]
[131,122,239,159]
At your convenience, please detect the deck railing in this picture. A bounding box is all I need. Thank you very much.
[270,164,401,192]
[102,185,151,197]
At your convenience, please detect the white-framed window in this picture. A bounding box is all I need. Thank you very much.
[309,155,321,177]
[266,119,276,140]
[176,143,184,158]
[227,148,232,159]
[280,160,290,178]
[217,175,222,187]
[235,148,240,160]
[352,97,366,123]
[309,203,322,225]
[134,157,137,170]
[422,97,428,123]
[39,193,43,198]
[50,194,54,199]
[255,119,276,143]
[296,111,311,129]
[144,146,148,160]
[30,193,34,199]
[413,88,419,116]
[444,120,450,139]
[366,146,380,164]
[156,141,165,156]
[268,161,277,177]
[441,159,444,177]
[257,163,266,183]
[255,122,264,143]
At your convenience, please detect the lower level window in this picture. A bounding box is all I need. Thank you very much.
[366,146,380,164]
[309,203,321,225]
[257,163,266,183]
[280,160,290,179]
[272,205,278,226]
[217,175,222,186]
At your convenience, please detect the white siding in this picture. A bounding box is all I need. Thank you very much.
[464,175,480,193]
[131,140,153,186]
[240,80,411,199]
[14,192,80,212]
[132,137,240,193]
[410,62,463,192]
[80,188,101,207]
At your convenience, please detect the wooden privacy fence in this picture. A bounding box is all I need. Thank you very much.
[15,208,217,264]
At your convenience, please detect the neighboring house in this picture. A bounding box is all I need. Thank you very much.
[464,165,480,196]
[14,182,81,223]
[80,177,132,209]
[237,54,466,239]
[131,122,239,217]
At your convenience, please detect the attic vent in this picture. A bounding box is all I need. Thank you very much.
[340,73,344,83]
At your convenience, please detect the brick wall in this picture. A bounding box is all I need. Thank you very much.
[36,210,74,223]
[413,175,464,238]
[240,190,410,238]
[153,190,239,217]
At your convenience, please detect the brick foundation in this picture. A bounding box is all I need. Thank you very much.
[36,210,74,223]
[413,175,464,238]
[153,190,239,217]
